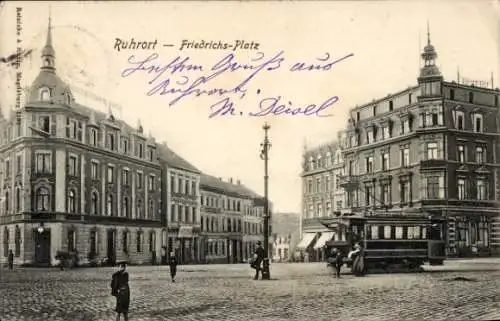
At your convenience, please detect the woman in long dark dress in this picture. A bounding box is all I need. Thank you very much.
[111,262,130,321]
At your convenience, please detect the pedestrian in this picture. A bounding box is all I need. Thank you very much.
[168,251,177,282]
[331,248,343,278]
[252,241,265,280]
[111,262,130,321]
[8,249,14,270]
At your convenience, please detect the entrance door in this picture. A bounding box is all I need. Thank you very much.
[232,240,237,263]
[35,230,51,266]
[107,230,116,266]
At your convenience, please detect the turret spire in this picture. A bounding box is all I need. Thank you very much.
[418,22,441,80]
[41,10,55,71]
[426,20,431,45]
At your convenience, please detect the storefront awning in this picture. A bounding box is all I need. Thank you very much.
[296,232,318,249]
[314,232,335,249]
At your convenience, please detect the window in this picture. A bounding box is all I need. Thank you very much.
[348,160,355,175]
[371,225,379,239]
[191,181,196,195]
[149,232,155,252]
[457,179,466,200]
[395,226,403,239]
[381,152,389,171]
[148,175,155,191]
[122,169,130,185]
[3,228,9,258]
[16,155,22,174]
[457,145,465,163]
[408,93,412,104]
[383,225,392,239]
[365,185,374,206]
[40,88,50,101]
[36,187,50,211]
[450,89,455,100]
[107,166,114,183]
[401,118,410,134]
[14,226,21,257]
[15,188,21,212]
[366,156,373,173]
[191,207,196,223]
[389,100,393,111]
[137,199,144,219]
[136,232,143,252]
[122,231,129,253]
[477,179,487,200]
[91,192,99,215]
[39,116,50,133]
[373,105,377,116]
[67,189,76,213]
[316,203,322,217]
[122,138,129,153]
[475,146,485,163]
[67,230,76,252]
[430,112,439,126]
[68,156,77,176]
[5,159,11,177]
[426,142,438,159]
[382,126,391,140]
[149,199,155,219]
[107,194,113,216]
[308,204,314,217]
[4,191,9,212]
[401,148,410,167]
[36,153,51,173]
[89,129,98,146]
[107,133,115,150]
[469,92,474,103]
[138,143,144,158]
[473,114,483,132]
[149,149,154,161]
[178,178,184,193]
[367,130,374,144]
[400,181,410,204]
[326,202,332,216]
[90,231,97,255]
[455,111,464,130]
[137,172,143,189]
[170,204,176,222]
[123,197,130,217]
[426,176,442,199]
[315,177,321,192]
[381,184,390,205]
[325,175,331,192]
[91,162,99,180]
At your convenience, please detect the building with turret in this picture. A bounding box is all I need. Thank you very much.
[336,28,500,257]
[0,17,163,266]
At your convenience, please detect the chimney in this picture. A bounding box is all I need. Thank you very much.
[229,177,233,184]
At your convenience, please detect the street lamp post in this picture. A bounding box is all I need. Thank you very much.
[260,122,271,280]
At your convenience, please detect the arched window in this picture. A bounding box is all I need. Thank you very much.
[122,197,129,217]
[91,191,99,215]
[227,218,232,232]
[15,188,21,212]
[39,88,51,101]
[137,199,143,219]
[107,194,113,216]
[3,227,9,258]
[14,226,21,257]
[67,189,76,213]
[65,93,71,105]
[5,191,9,212]
[35,187,50,211]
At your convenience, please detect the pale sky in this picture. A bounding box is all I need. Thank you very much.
[0,0,498,214]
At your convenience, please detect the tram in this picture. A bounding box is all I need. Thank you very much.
[323,213,447,275]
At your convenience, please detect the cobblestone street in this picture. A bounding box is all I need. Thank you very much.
[0,259,499,321]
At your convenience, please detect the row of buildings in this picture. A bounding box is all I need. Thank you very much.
[299,30,500,260]
[0,18,271,267]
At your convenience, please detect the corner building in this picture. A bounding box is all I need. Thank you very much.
[298,141,345,262]
[339,32,500,257]
[0,19,163,266]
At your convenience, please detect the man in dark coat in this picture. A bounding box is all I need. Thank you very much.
[168,252,178,282]
[252,241,265,280]
[8,250,14,270]
[330,248,343,278]
[111,262,130,321]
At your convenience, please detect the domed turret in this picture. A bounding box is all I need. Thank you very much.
[418,22,442,81]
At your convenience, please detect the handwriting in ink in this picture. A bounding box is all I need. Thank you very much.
[290,52,354,72]
[248,95,339,117]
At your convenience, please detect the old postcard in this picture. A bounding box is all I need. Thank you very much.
[0,0,499,320]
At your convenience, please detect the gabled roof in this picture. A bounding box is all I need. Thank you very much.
[200,174,263,199]
[158,143,200,174]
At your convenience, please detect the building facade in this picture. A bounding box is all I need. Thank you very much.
[0,20,163,266]
[337,32,500,257]
[158,143,201,265]
[200,176,269,264]
[298,141,344,262]
[271,212,300,262]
